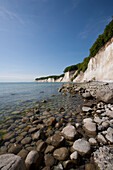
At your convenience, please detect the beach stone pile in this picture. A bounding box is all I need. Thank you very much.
[0,82,113,169]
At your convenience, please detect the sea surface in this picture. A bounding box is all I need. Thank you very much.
[0,82,83,121]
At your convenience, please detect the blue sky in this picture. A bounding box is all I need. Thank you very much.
[0,0,113,82]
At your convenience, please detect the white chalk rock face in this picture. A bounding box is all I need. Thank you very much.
[61,125,77,140]
[73,37,113,82]
[0,154,26,170]
[72,139,91,156]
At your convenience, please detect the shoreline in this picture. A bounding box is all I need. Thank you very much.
[0,82,113,169]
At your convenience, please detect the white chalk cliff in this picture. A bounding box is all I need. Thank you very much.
[73,37,113,82]
[35,37,113,83]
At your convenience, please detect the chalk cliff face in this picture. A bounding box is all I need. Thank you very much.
[73,37,113,82]
[61,71,76,82]
[35,37,113,83]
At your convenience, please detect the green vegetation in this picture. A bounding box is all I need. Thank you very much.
[70,19,113,81]
[35,74,64,81]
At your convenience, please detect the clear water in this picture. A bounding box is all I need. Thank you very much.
[0,82,67,118]
[0,82,63,105]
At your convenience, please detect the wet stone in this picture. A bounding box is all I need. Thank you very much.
[45,145,55,154]
[17,149,29,160]
[8,143,22,154]
[21,137,32,145]
[4,132,16,141]
[44,154,55,167]
[50,133,65,147]
[53,147,69,161]
[37,140,47,152]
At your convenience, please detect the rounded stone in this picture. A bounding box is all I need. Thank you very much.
[50,134,65,147]
[8,143,22,154]
[25,150,41,170]
[21,137,32,145]
[72,139,91,156]
[44,154,55,167]
[53,147,69,161]
[61,125,77,140]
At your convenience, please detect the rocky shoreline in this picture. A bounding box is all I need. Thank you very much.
[0,82,113,170]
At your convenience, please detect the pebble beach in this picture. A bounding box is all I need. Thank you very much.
[0,82,113,170]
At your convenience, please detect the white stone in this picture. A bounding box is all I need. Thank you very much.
[94,117,102,124]
[105,127,113,143]
[82,106,92,112]
[70,151,78,161]
[83,118,93,124]
[84,122,96,134]
[97,133,107,144]
[72,139,91,156]
[61,125,77,140]
[89,138,97,145]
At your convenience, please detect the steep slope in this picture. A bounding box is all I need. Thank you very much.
[73,37,113,82]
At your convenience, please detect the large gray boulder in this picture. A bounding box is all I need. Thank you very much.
[72,139,91,156]
[25,150,42,170]
[96,89,113,103]
[0,154,26,170]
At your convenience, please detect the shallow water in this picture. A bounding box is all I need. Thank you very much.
[0,82,83,120]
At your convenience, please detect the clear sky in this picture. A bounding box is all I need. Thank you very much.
[0,0,113,82]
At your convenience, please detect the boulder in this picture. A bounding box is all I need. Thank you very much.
[88,138,97,146]
[105,127,113,143]
[96,89,113,103]
[21,137,31,145]
[82,106,92,112]
[97,133,107,144]
[61,125,77,140]
[44,154,55,167]
[32,130,44,140]
[8,143,22,154]
[50,134,65,147]
[25,150,42,170]
[53,147,69,161]
[0,153,26,170]
[82,92,92,99]
[72,139,91,156]
[84,122,96,134]
[83,118,93,124]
